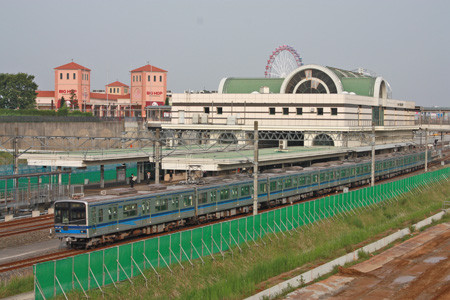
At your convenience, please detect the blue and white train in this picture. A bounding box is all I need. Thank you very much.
[54,151,429,248]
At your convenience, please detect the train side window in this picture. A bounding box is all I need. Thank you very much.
[292,177,297,187]
[183,195,193,207]
[199,192,207,204]
[231,187,238,198]
[220,189,230,200]
[305,176,311,185]
[98,209,103,222]
[312,175,318,183]
[124,203,138,216]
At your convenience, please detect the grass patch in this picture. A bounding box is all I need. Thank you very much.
[0,274,34,298]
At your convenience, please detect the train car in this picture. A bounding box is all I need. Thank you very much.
[54,151,430,248]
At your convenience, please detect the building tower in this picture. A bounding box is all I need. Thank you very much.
[106,81,129,96]
[130,64,167,114]
[54,62,91,108]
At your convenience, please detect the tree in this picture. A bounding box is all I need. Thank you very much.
[0,73,38,109]
[57,98,68,116]
[69,89,79,109]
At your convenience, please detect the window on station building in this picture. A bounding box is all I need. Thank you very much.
[283,107,289,115]
[148,75,150,81]
[86,74,88,80]
[60,73,62,80]
[217,107,223,114]
[160,76,162,82]
[154,75,156,81]
[269,107,276,115]
[73,73,76,80]
[296,107,303,115]
[133,76,135,82]
[204,107,210,114]
[331,108,338,115]
[66,73,69,80]
[139,75,141,82]
[109,88,112,93]
[114,88,116,93]
[317,108,324,115]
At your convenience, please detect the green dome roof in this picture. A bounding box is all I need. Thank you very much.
[219,78,284,94]
[327,67,377,97]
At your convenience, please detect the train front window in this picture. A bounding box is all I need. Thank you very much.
[55,202,86,225]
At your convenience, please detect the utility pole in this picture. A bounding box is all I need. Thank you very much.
[13,128,19,189]
[371,124,375,187]
[253,121,259,215]
[424,128,428,172]
[155,129,160,184]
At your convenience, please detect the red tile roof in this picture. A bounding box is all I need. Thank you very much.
[90,92,130,100]
[131,64,167,73]
[106,81,129,87]
[54,62,91,71]
[36,90,55,97]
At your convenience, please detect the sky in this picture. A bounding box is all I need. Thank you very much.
[0,0,449,106]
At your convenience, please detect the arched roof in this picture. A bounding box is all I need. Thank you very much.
[218,78,284,94]
[219,65,391,98]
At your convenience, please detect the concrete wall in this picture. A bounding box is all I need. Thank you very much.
[1,121,126,150]
[1,121,124,137]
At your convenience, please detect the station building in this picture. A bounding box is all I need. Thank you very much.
[35,62,168,117]
[164,64,417,147]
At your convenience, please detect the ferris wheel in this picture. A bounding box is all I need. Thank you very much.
[264,45,303,78]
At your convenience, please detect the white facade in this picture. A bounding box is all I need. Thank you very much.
[170,93,415,128]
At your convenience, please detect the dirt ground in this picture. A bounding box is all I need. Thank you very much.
[284,222,450,300]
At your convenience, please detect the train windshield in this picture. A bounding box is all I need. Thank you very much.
[55,202,86,225]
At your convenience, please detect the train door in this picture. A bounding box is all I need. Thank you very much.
[90,207,97,235]
[193,188,198,218]
[209,190,217,210]
[108,205,119,230]
[143,201,151,224]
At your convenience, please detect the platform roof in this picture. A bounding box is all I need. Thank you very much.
[21,143,412,171]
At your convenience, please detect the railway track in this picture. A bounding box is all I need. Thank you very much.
[0,214,53,229]
[0,250,82,273]
[0,214,54,238]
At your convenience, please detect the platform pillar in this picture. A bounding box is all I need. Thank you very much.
[100,164,105,188]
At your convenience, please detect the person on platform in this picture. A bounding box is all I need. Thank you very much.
[147,171,151,184]
[130,173,137,188]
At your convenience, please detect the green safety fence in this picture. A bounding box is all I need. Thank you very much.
[34,168,450,299]
[0,166,138,191]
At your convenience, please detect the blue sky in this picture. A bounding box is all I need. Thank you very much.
[0,0,449,106]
